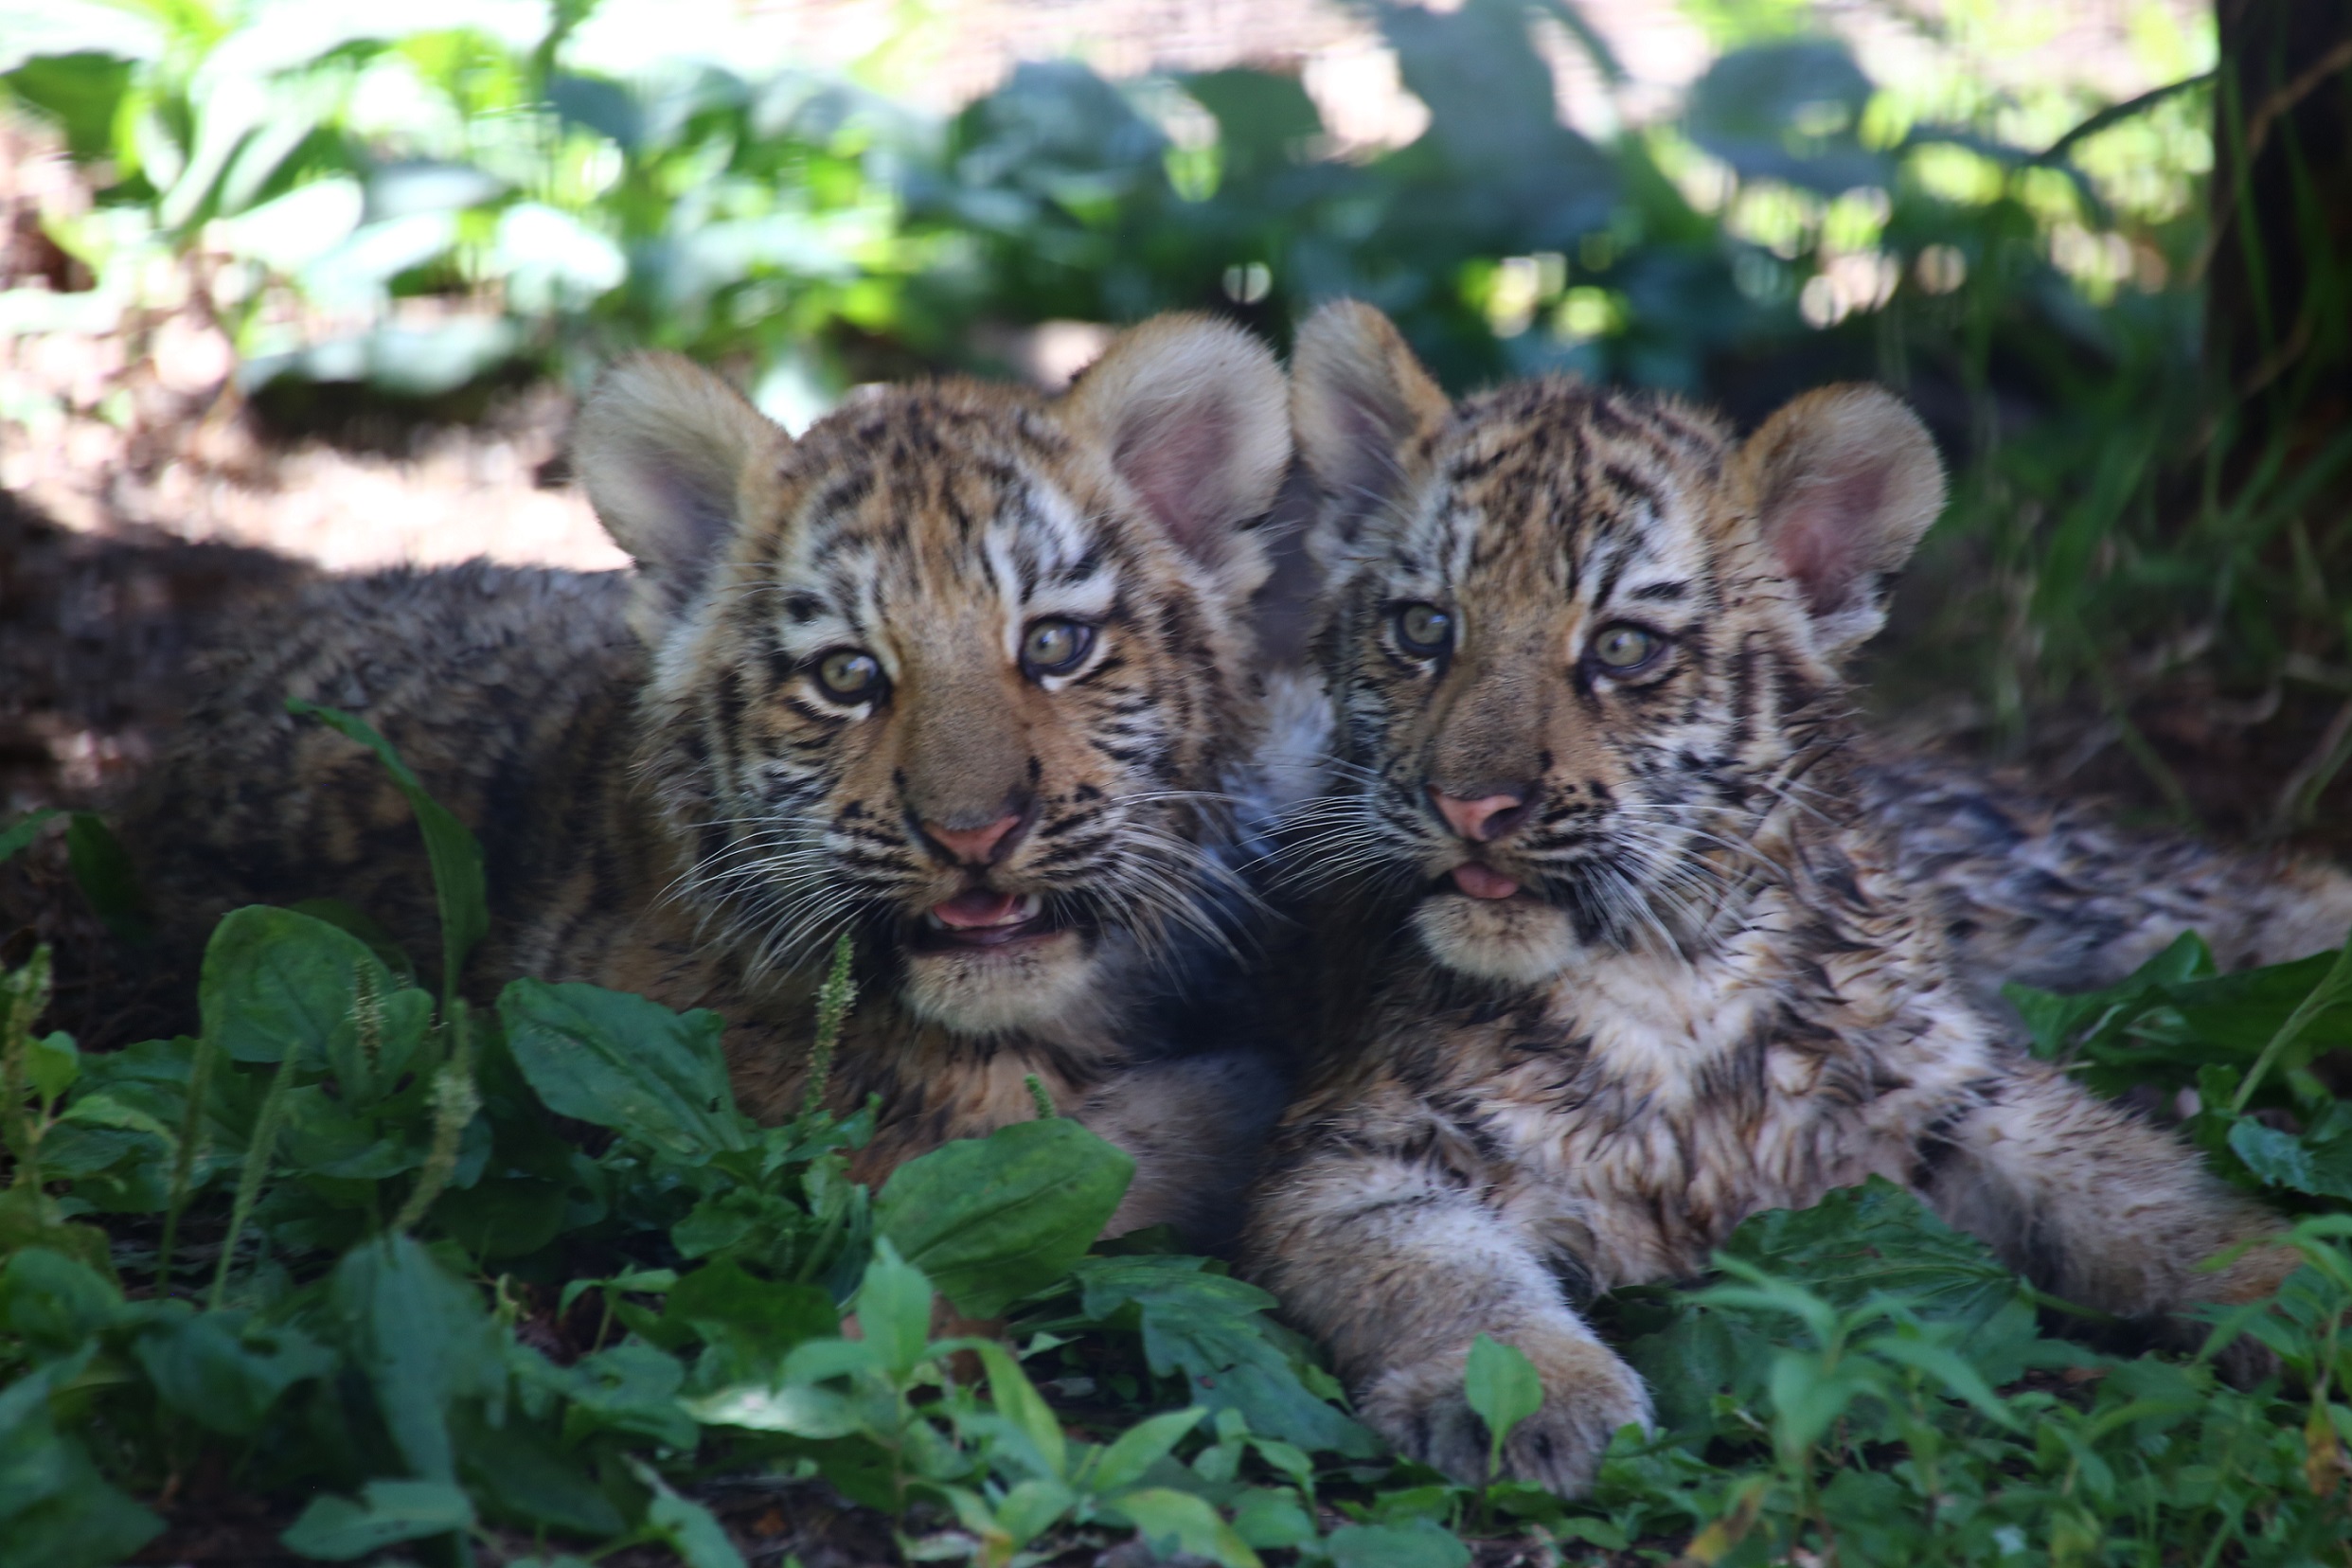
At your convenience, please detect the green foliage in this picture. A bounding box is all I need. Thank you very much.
[5,864,2352,1563]
[10,757,2352,1562]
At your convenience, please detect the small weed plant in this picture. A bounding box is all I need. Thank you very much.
[4,719,2352,1564]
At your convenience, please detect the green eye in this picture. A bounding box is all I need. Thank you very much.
[815,649,884,702]
[1393,602,1452,657]
[1021,618,1096,679]
[1591,624,1662,671]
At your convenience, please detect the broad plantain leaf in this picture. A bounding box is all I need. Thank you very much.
[875,1117,1132,1316]
[0,1349,165,1568]
[133,1310,337,1435]
[1074,1256,1379,1456]
[327,1233,507,1480]
[280,1477,475,1560]
[498,978,751,1161]
[200,905,394,1065]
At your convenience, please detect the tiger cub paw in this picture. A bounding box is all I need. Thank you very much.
[1358,1329,1653,1498]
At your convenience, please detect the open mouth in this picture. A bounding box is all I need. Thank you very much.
[1443,862,1523,901]
[911,888,1066,952]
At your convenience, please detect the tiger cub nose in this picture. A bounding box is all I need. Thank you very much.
[1429,786,1534,843]
[920,806,1030,866]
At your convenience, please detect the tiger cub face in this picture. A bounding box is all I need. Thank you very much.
[573,316,1289,1038]
[1287,301,1944,984]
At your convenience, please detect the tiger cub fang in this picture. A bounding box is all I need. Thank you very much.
[1248,300,2302,1497]
[122,313,1293,1241]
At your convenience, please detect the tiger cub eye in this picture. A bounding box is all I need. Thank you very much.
[815,649,884,702]
[1590,624,1661,671]
[1393,602,1453,657]
[1021,618,1096,679]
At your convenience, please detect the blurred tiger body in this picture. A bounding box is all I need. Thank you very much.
[122,316,1295,1240]
[1243,303,2325,1497]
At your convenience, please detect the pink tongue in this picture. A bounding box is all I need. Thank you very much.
[1452,864,1521,900]
[932,889,1025,929]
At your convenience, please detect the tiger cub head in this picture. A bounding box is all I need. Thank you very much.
[572,315,1289,1037]
[1288,300,1945,985]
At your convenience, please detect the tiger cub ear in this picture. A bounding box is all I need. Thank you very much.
[573,352,787,640]
[1736,384,1946,659]
[1289,299,1452,574]
[1061,312,1291,601]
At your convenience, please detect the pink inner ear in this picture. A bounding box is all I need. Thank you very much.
[1772,461,1888,617]
[1118,408,1236,566]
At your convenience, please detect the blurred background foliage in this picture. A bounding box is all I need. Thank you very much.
[2,0,2345,843]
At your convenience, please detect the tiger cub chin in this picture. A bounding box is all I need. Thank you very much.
[1243,301,2313,1497]
[119,314,1294,1244]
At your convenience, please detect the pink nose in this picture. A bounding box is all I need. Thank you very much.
[1430,789,1530,843]
[922,811,1025,865]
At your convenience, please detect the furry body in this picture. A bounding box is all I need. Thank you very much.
[120,318,1297,1241]
[1855,748,2352,1001]
[1245,304,2309,1495]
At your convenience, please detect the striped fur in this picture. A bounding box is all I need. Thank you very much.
[1244,301,2306,1496]
[118,314,1293,1241]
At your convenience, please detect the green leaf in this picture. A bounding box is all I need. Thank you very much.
[456,1416,625,1537]
[1717,1177,2023,1330]
[0,1352,165,1568]
[2228,1117,2352,1200]
[25,1032,76,1102]
[875,1117,1133,1316]
[853,1239,935,1379]
[546,1340,699,1450]
[132,1310,337,1435]
[1113,1488,1262,1568]
[1074,1256,1379,1457]
[1324,1520,1472,1568]
[200,905,394,1065]
[1229,1488,1318,1550]
[992,1475,1078,1546]
[433,1177,571,1260]
[1463,1333,1541,1472]
[287,899,418,986]
[64,812,151,942]
[967,1339,1069,1479]
[1863,1333,2019,1429]
[279,1478,474,1560]
[628,1459,748,1568]
[1090,1405,1204,1493]
[662,1258,836,1378]
[0,809,59,865]
[686,1379,865,1438]
[327,1233,506,1480]
[0,1192,115,1284]
[0,1247,121,1350]
[497,979,750,1161]
[288,700,488,1000]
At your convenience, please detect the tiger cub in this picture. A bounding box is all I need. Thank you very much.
[120,315,1292,1240]
[1242,301,2311,1495]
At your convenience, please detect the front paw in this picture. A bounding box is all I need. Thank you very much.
[1357,1331,1653,1498]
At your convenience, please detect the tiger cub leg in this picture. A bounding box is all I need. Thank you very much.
[1247,1149,1649,1494]
[1914,1062,2298,1364]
